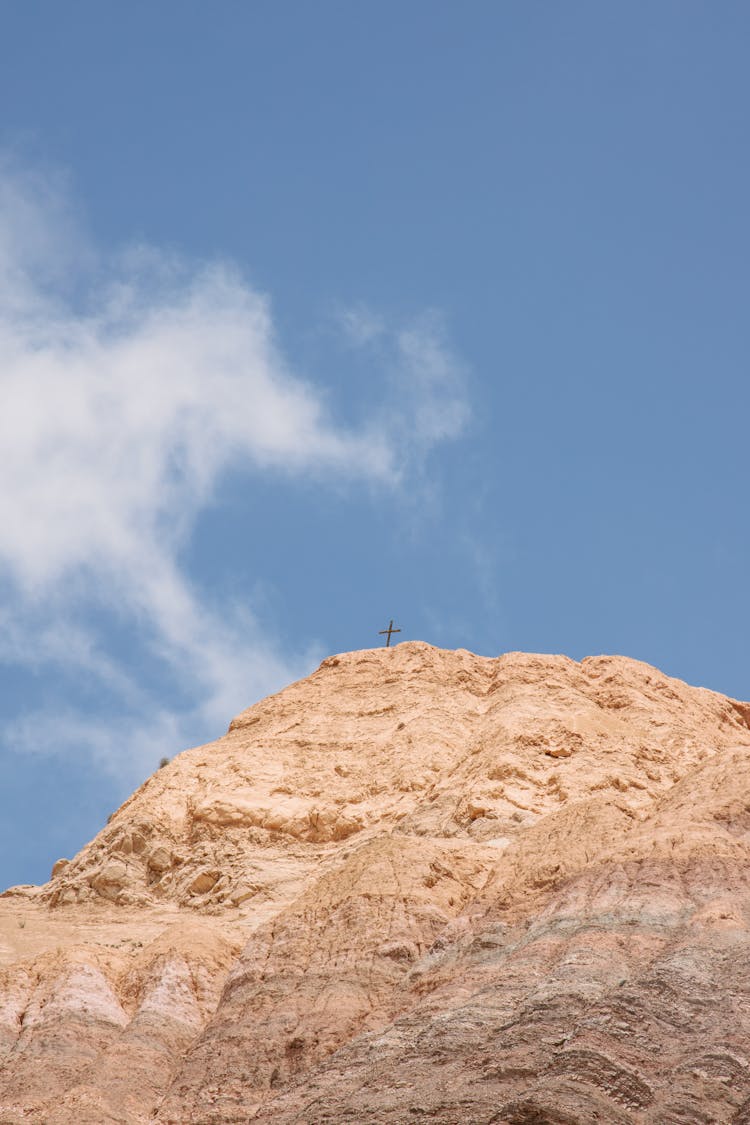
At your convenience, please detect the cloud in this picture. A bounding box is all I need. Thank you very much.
[5,707,184,779]
[395,313,470,453]
[0,161,470,780]
[332,302,386,347]
[330,302,470,473]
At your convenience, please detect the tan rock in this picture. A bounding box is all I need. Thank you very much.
[187,869,220,896]
[147,845,172,873]
[1,642,750,1123]
[89,859,129,900]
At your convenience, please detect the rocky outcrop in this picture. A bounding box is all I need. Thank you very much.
[1,643,750,1122]
[255,753,750,1123]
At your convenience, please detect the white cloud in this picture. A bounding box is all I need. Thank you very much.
[0,162,470,780]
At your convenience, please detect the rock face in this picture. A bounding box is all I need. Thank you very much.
[2,643,750,1122]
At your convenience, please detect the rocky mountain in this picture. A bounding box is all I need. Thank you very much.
[2,642,750,1123]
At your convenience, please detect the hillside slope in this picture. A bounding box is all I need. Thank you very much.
[1,643,749,1123]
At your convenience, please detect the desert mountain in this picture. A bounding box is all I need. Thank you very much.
[2,642,750,1123]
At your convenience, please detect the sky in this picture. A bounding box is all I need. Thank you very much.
[0,1,749,888]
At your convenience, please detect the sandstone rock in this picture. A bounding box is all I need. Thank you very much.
[545,743,574,757]
[1,642,750,1123]
[230,884,257,906]
[187,869,220,896]
[88,859,129,901]
[147,845,172,873]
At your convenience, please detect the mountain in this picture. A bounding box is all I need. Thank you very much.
[1,642,750,1123]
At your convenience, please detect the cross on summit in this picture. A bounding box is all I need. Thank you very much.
[379,619,401,647]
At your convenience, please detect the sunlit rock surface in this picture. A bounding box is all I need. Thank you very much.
[2,642,750,1122]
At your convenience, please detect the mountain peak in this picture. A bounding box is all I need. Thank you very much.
[2,649,750,1121]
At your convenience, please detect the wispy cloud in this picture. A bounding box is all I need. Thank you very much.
[331,302,470,470]
[395,313,470,454]
[332,301,386,347]
[0,161,470,779]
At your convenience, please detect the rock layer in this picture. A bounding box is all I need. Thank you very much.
[1,643,750,1122]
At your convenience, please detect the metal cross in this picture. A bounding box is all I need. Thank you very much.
[378,619,401,647]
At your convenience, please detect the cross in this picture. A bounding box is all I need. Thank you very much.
[378,619,401,647]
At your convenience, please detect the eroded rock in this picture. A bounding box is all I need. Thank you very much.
[1,643,750,1123]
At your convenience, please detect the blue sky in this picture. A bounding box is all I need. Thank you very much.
[1,2,749,888]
